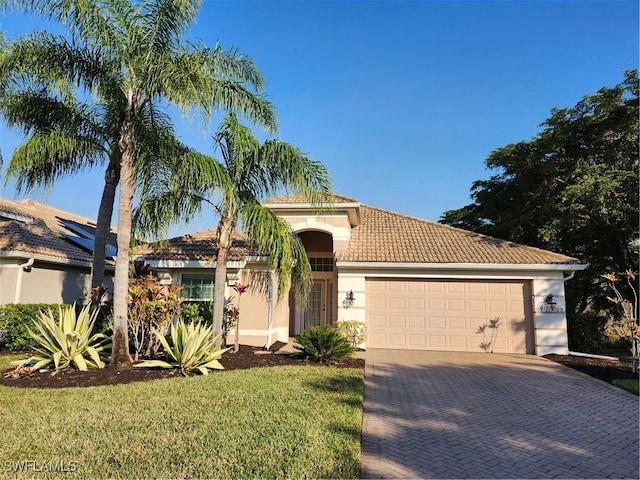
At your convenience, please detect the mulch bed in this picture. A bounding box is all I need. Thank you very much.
[0,343,364,389]
[544,354,638,384]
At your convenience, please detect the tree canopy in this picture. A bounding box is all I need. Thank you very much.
[1,0,277,369]
[440,70,639,314]
[134,112,332,345]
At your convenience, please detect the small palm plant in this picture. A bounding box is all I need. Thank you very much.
[295,325,354,363]
[11,304,110,372]
[134,320,229,376]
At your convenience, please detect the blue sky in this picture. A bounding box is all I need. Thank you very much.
[1,0,638,237]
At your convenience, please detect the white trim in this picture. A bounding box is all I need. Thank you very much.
[266,202,361,210]
[0,251,110,269]
[336,261,587,272]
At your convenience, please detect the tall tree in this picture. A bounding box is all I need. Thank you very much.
[0,55,121,289]
[135,113,332,345]
[441,70,639,313]
[2,0,276,369]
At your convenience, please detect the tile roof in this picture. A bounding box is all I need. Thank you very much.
[263,193,358,204]
[335,205,579,265]
[0,197,116,264]
[133,229,258,262]
[136,195,580,266]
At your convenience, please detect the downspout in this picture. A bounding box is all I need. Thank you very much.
[563,271,576,281]
[14,258,35,303]
[265,272,274,350]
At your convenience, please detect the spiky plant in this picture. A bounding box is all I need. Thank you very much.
[295,325,354,363]
[134,319,229,376]
[11,304,110,372]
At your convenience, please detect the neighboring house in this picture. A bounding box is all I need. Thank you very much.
[0,197,116,305]
[136,194,586,355]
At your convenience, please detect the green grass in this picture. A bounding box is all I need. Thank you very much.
[612,378,639,395]
[0,355,363,479]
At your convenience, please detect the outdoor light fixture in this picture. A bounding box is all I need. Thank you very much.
[540,294,559,313]
[343,290,355,308]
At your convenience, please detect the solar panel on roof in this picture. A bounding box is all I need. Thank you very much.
[62,234,95,254]
[59,219,95,239]
[59,218,117,259]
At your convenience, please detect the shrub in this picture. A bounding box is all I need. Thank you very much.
[337,319,366,348]
[11,304,111,372]
[567,313,609,353]
[128,274,183,360]
[295,325,354,363]
[134,319,229,376]
[179,302,204,324]
[0,303,66,351]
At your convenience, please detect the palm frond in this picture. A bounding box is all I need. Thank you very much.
[240,201,312,302]
[6,131,106,192]
[142,0,202,57]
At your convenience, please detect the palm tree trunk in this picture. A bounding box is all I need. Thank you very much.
[212,218,233,349]
[91,160,119,289]
[111,128,134,370]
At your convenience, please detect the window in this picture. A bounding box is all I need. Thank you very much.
[181,274,215,301]
[309,257,334,272]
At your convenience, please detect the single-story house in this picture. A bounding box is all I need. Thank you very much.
[0,197,116,305]
[135,194,587,355]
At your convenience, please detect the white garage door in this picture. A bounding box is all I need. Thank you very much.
[366,279,534,353]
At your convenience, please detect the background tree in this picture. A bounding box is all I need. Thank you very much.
[441,70,639,315]
[2,0,276,369]
[134,113,332,346]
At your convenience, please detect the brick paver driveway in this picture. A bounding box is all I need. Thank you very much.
[361,350,639,479]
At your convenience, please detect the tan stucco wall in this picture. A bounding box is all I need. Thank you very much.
[0,260,114,305]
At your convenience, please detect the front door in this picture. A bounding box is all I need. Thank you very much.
[297,279,334,333]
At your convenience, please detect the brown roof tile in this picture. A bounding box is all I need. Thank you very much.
[0,197,116,264]
[133,229,259,261]
[336,205,579,265]
[136,197,580,266]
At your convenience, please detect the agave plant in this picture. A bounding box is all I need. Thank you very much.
[134,320,229,376]
[11,304,110,372]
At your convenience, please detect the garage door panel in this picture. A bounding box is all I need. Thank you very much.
[366,279,534,354]
[388,298,405,310]
[429,316,446,329]
[447,299,466,311]
[408,315,426,328]
[468,299,487,312]
[448,317,467,330]
[408,298,425,310]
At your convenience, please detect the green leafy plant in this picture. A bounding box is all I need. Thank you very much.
[295,325,354,363]
[337,320,367,348]
[567,313,609,353]
[134,319,229,376]
[178,302,204,324]
[10,304,110,372]
[128,274,183,360]
[0,304,66,350]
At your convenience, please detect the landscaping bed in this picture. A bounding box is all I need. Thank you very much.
[545,353,638,384]
[0,344,364,389]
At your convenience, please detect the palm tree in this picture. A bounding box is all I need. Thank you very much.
[0,67,121,289]
[2,0,276,369]
[135,113,332,346]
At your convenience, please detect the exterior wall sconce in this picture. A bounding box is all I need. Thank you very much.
[540,294,561,313]
[343,290,355,308]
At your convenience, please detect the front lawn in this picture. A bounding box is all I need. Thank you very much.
[612,378,639,395]
[0,355,363,479]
